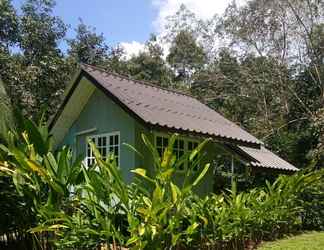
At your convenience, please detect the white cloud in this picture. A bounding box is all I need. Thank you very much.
[152,0,246,32]
[120,41,145,59]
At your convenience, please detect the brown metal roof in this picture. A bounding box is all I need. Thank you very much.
[238,146,298,171]
[80,64,261,146]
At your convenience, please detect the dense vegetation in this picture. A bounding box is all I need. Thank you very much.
[0,116,324,249]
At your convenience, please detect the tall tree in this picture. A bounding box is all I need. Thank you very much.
[127,35,172,87]
[5,0,71,118]
[67,20,109,65]
[167,30,206,84]
[19,0,66,63]
[0,0,19,48]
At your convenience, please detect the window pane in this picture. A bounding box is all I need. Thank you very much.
[98,137,102,147]
[156,136,162,146]
[157,148,162,157]
[103,137,107,146]
[115,135,119,145]
[110,135,114,145]
[179,140,184,149]
[163,138,168,147]
[174,139,178,148]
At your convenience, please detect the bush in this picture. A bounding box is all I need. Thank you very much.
[0,117,323,249]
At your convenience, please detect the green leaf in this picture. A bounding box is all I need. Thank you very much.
[131,168,154,183]
[170,182,180,203]
[123,142,144,158]
[143,196,152,208]
[186,222,199,235]
[192,163,210,187]
[152,184,163,204]
[172,233,181,246]
[138,223,145,236]
[161,133,178,168]
[189,138,211,162]
[126,236,139,246]
[141,134,160,170]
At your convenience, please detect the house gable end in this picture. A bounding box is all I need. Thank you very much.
[51,74,96,146]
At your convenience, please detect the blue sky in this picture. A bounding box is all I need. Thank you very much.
[12,0,156,46]
[12,0,240,55]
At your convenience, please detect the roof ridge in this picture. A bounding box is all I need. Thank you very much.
[81,63,194,98]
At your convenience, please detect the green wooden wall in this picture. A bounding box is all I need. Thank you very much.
[61,86,136,182]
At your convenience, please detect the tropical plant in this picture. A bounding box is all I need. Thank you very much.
[1,117,324,250]
[125,134,211,249]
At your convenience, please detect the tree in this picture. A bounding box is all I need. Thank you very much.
[67,20,109,65]
[217,0,324,167]
[162,4,198,43]
[167,30,206,84]
[127,35,172,87]
[19,0,66,63]
[4,0,71,118]
[0,0,19,48]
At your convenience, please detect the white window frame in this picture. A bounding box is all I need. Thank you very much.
[154,133,201,172]
[85,131,120,167]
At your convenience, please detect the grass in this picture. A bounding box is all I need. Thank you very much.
[258,232,324,250]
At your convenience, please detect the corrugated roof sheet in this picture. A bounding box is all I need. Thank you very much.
[81,64,261,145]
[238,146,298,171]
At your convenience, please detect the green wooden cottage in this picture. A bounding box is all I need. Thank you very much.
[50,64,298,193]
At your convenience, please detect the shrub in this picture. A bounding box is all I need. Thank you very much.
[0,117,323,249]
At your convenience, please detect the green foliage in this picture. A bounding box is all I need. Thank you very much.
[1,118,324,249]
[0,0,19,46]
[67,20,109,65]
[0,0,72,118]
[20,0,67,62]
[127,35,172,87]
[167,30,206,84]
[126,134,211,249]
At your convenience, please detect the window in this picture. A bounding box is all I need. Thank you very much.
[85,132,120,167]
[155,134,200,172]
